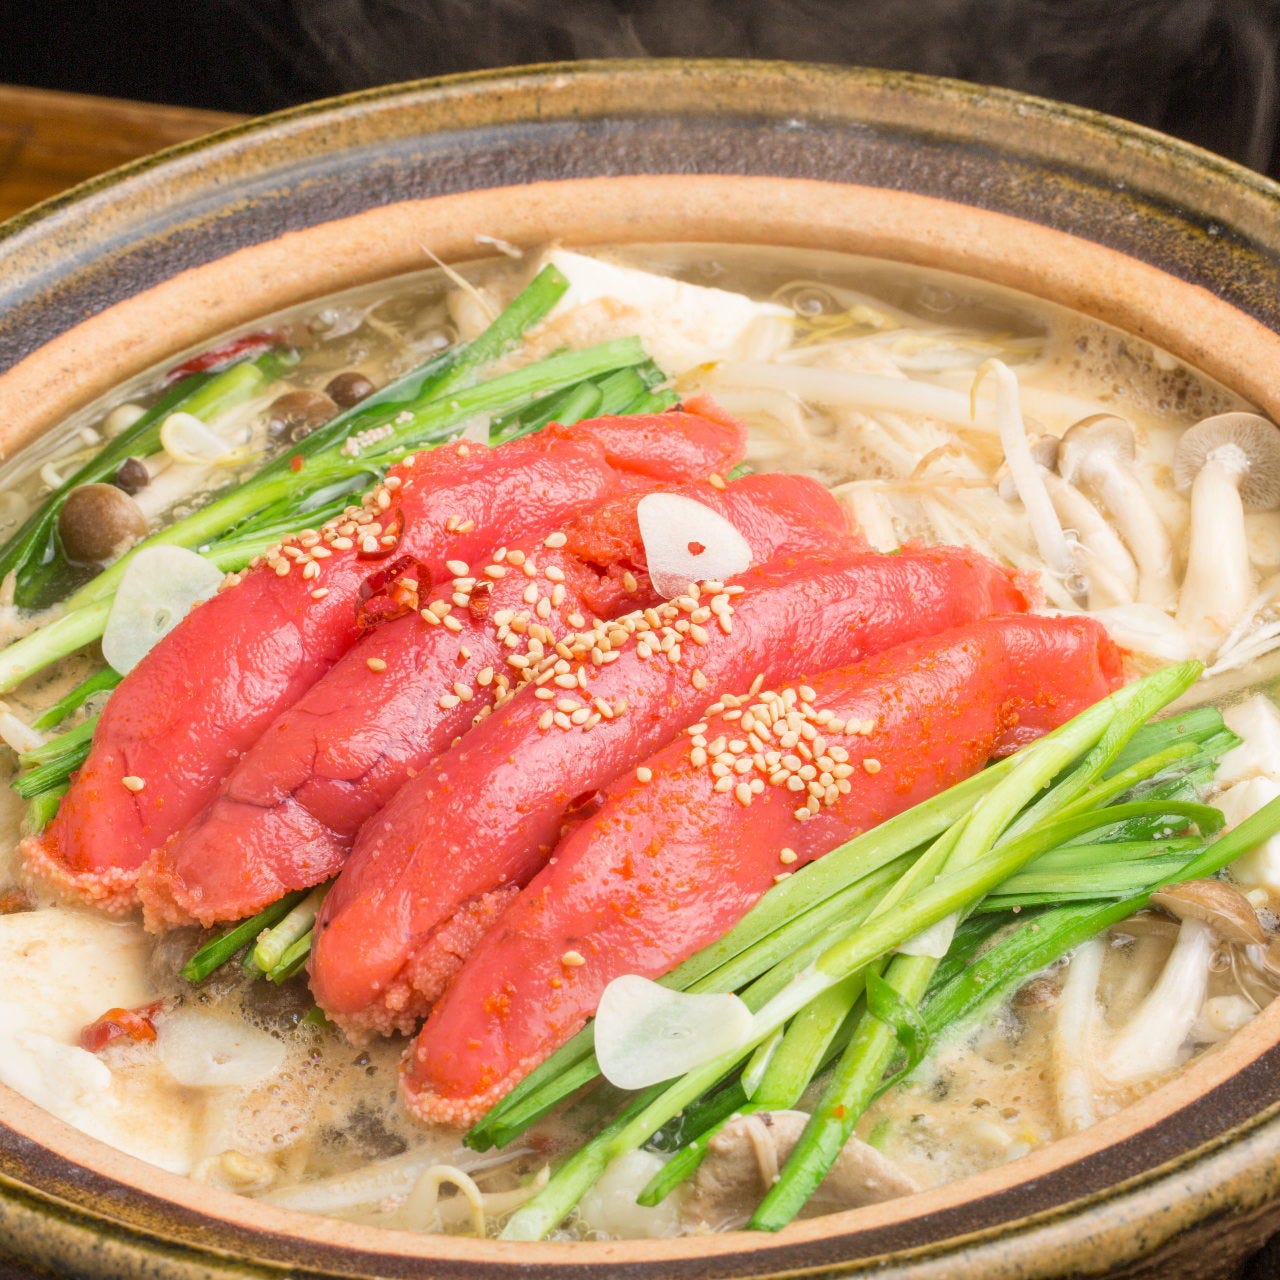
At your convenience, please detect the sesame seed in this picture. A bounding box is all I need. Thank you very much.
[622,571,639,592]
[442,615,463,633]
[773,872,792,884]
[439,694,461,709]
[310,588,329,600]
[457,519,475,533]
[367,657,387,672]
[121,775,146,792]
[709,473,727,490]
[538,710,554,730]
[361,536,380,555]
[863,758,882,774]
[561,949,585,966]
[446,560,469,576]
[477,667,495,686]
[779,847,798,864]
[734,782,753,806]
[545,531,568,549]
[636,766,653,782]
[485,565,507,579]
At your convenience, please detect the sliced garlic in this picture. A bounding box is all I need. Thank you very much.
[595,974,752,1091]
[636,492,753,599]
[159,411,247,466]
[156,1009,286,1089]
[101,546,224,674]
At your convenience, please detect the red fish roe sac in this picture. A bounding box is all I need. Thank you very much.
[24,409,747,913]
[401,614,1122,1126]
[136,472,846,931]
[309,544,1030,1037]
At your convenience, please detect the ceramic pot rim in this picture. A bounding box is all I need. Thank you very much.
[3,59,1280,1277]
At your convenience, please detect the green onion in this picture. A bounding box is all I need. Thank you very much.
[500,663,1208,1239]
[180,890,309,983]
[1,350,294,610]
[24,785,66,833]
[249,883,330,973]
[31,668,122,731]
[12,715,98,799]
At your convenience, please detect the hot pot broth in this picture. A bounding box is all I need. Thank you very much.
[1,244,1279,1240]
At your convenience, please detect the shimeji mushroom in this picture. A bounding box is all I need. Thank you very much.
[975,359,1075,585]
[1174,413,1280,658]
[1057,415,1178,608]
[999,435,1139,608]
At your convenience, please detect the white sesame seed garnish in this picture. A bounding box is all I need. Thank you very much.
[863,758,882,774]
[439,693,461,709]
[310,588,329,600]
[446,560,468,576]
[544,531,567,549]
[560,949,585,966]
[636,766,653,783]
[442,615,463,633]
[366,657,387,672]
[779,847,798,864]
[121,775,146,792]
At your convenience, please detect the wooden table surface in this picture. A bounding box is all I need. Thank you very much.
[0,83,243,222]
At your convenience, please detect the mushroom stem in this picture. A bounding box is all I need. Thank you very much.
[975,359,1075,581]
[1103,919,1215,1084]
[1074,455,1177,607]
[1051,938,1103,1135]
[1176,448,1254,657]
[1040,471,1137,608]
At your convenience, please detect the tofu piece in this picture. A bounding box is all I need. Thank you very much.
[1218,694,1280,787]
[541,250,793,375]
[1217,776,1280,893]
[0,908,154,1146]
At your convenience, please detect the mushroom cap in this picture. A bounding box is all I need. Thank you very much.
[1058,414,1135,483]
[1173,412,1280,510]
[1150,878,1267,945]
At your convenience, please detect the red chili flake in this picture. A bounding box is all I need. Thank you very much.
[356,553,431,630]
[831,1104,847,1120]
[160,330,285,387]
[0,889,31,915]
[79,1001,164,1054]
[356,506,404,561]
[289,455,304,473]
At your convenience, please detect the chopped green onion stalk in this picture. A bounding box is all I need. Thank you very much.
[0,350,293,609]
[181,890,309,983]
[249,883,331,973]
[31,668,122,731]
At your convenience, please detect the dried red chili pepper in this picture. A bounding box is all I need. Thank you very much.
[160,330,286,387]
[356,554,430,630]
[80,1001,164,1054]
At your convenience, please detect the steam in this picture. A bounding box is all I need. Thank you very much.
[229,0,1280,175]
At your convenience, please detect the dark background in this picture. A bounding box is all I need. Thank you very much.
[3,0,1280,179]
[2,1,1280,1276]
